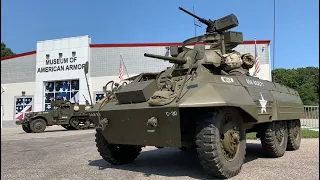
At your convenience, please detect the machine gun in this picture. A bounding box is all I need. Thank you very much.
[178,7,239,34]
[178,7,242,54]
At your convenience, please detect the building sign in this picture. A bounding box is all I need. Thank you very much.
[37,54,85,73]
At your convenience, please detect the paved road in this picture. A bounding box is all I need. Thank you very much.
[1,127,319,180]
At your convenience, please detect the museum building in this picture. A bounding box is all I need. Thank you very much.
[0,35,271,127]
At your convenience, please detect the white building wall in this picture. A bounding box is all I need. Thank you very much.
[1,82,35,121]
[89,46,172,77]
[1,53,36,124]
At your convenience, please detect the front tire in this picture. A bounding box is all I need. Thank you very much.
[22,124,32,133]
[286,119,302,151]
[195,107,246,179]
[260,120,288,157]
[29,119,46,133]
[95,128,142,165]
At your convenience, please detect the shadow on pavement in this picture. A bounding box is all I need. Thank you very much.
[88,142,270,180]
[16,128,95,134]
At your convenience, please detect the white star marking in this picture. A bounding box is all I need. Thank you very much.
[63,96,67,101]
[59,88,63,92]
[259,92,268,114]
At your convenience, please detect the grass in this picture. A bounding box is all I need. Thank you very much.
[246,128,319,140]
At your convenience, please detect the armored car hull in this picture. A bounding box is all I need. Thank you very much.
[88,71,305,146]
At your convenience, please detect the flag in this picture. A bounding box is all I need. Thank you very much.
[119,59,124,82]
[254,39,261,74]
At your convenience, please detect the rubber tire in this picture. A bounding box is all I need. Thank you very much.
[195,107,246,179]
[260,120,288,158]
[22,124,32,133]
[95,128,142,165]
[286,119,302,151]
[29,119,47,133]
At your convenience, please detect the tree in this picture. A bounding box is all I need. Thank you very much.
[1,42,15,58]
[272,66,319,105]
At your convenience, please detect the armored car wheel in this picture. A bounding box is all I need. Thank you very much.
[22,124,32,133]
[29,119,46,133]
[286,119,302,151]
[195,107,246,179]
[95,128,142,165]
[260,120,288,158]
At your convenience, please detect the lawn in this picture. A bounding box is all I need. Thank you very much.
[246,128,319,140]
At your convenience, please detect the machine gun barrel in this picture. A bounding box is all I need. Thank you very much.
[144,53,186,64]
[178,7,211,26]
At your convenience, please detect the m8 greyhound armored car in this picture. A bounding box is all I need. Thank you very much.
[16,98,94,133]
[86,7,305,179]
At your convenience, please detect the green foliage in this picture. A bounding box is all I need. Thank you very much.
[1,42,15,58]
[272,67,319,105]
[246,129,319,139]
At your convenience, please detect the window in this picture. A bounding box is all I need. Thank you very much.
[15,96,33,120]
[44,79,79,110]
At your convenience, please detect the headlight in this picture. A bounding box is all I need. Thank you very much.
[73,105,79,111]
[85,106,91,110]
[25,113,31,117]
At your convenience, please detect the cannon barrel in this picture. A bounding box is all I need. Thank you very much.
[144,53,187,64]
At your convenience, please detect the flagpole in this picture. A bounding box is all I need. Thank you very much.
[272,0,276,82]
[252,37,257,76]
[119,55,130,79]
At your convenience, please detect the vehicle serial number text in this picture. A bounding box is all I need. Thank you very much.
[165,111,178,117]
[245,79,264,86]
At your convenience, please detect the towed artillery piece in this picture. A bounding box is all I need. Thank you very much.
[86,7,305,179]
[16,98,94,133]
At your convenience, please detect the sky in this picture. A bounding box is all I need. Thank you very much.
[1,0,319,69]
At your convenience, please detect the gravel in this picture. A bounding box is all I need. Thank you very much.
[1,127,319,180]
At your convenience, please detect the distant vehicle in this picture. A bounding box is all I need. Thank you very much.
[85,7,305,179]
[16,98,94,133]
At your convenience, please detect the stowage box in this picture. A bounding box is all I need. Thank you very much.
[115,80,157,104]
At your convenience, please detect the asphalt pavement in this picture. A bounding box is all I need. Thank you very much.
[1,126,319,180]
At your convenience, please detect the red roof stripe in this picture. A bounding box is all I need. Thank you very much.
[90,40,270,48]
[1,51,37,61]
[1,40,270,61]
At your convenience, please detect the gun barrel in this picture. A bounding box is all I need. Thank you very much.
[178,7,211,25]
[144,53,186,64]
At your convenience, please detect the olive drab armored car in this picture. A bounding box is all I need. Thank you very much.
[16,98,94,133]
[86,7,305,179]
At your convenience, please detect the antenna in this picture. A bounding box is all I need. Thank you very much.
[272,0,276,82]
[193,6,201,36]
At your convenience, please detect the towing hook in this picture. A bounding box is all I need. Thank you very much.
[146,117,158,128]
